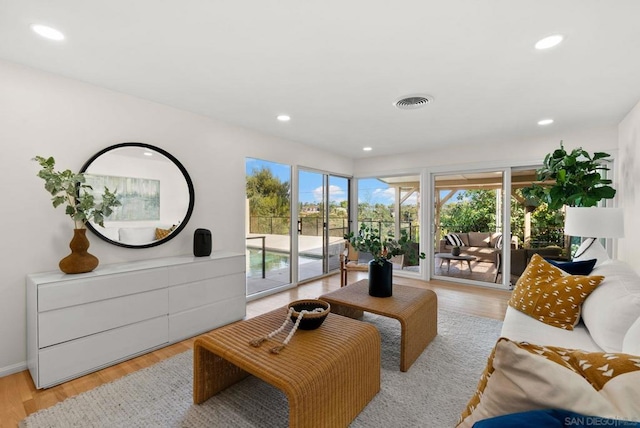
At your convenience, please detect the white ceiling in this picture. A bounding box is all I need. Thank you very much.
[2,1,640,159]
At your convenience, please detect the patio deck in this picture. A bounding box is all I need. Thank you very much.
[246,235,510,295]
[246,234,344,295]
[433,257,519,285]
[246,233,344,257]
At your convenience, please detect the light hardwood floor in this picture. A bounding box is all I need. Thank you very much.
[0,272,510,428]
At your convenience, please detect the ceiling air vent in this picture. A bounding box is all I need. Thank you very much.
[393,94,434,110]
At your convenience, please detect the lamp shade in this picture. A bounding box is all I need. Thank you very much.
[564,207,624,238]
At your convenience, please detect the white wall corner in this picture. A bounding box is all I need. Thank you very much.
[617,98,640,272]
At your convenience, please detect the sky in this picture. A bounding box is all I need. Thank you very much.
[246,158,418,205]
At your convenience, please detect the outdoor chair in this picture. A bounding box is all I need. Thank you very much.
[339,242,403,286]
[340,242,369,286]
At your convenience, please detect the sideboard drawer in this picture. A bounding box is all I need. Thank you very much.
[168,295,245,342]
[168,272,245,314]
[39,288,168,348]
[167,256,245,285]
[38,269,168,312]
[38,316,168,388]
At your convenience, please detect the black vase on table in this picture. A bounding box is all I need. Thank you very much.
[368,259,393,297]
[451,246,461,256]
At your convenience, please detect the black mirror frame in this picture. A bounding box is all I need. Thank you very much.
[79,142,195,249]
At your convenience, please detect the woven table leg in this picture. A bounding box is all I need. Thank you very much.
[193,338,249,404]
[329,302,364,320]
[399,289,438,372]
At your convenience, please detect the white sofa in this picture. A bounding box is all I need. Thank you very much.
[98,226,174,245]
[457,255,640,427]
[500,257,640,355]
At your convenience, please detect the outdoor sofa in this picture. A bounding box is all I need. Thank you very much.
[438,232,518,264]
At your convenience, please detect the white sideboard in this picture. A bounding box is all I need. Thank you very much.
[27,251,246,389]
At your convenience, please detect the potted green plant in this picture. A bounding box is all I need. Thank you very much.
[522,142,617,257]
[34,156,121,274]
[522,141,616,210]
[345,224,425,297]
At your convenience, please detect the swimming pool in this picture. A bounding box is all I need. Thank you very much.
[246,249,317,277]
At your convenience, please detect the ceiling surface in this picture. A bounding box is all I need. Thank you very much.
[2,0,640,159]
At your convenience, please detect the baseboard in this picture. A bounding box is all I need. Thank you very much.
[0,361,27,378]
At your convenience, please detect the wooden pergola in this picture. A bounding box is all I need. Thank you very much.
[381,170,547,248]
[378,175,421,239]
[433,170,542,247]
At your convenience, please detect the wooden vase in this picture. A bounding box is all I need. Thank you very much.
[59,228,99,274]
[368,259,393,297]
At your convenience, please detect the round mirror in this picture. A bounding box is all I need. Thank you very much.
[80,142,195,248]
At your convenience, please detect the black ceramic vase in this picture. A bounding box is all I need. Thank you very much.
[368,259,393,297]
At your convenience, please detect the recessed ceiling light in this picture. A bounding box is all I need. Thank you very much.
[535,34,563,50]
[31,24,65,41]
[277,115,290,122]
[363,147,372,151]
[538,119,554,126]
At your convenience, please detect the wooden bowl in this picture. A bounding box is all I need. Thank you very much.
[288,299,331,330]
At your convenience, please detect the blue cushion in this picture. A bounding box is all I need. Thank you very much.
[472,409,640,428]
[545,258,597,275]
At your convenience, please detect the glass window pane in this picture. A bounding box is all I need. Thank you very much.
[245,158,291,295]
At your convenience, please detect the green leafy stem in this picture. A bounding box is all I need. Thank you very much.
[33,156,122,229]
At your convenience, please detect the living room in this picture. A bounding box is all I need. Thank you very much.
[2,1,640,427]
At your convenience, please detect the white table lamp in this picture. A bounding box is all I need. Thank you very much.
[564,207,624,259]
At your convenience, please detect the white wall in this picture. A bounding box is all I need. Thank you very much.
[617,99,640,271]
[0,60,353,375]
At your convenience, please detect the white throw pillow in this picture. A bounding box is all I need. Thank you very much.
[623,316,640,356]
[573,238,610,267]
[119,227,157,245]
[99,227,120,242]
[581,259,640,352]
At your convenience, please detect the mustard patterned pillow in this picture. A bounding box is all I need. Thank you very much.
[508,254,604,329]
[457,338,640,428]
[155,227,173,240]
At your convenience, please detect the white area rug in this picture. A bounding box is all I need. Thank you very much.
[21,310,502,428]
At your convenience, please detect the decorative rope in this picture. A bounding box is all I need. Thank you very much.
[249,307,294,347]
[269,310,306,354]
[249,306,325,354]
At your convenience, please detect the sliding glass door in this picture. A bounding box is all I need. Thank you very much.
[431,167,573,288]
[245,158,291,296]
[298,170,350,282]
[357,174,422,274]
[432,170,505,286]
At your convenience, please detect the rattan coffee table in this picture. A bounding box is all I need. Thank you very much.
[193,306,381,428]
[320,280,437,372]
